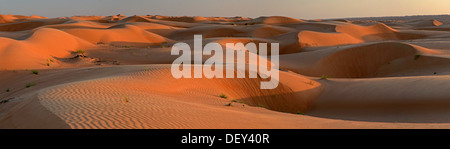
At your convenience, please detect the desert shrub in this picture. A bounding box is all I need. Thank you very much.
[31,70,39,75]
[320,75,329,80]
[25,83,36,88]
[219,93,228,99]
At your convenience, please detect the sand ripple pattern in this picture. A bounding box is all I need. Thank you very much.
[38,67,196,129]
[37,66,296,129]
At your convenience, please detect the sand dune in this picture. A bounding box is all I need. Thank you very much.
[169,25,245,40]
[64,24,169,45]
[0,15,17,24]
[109,22,182,37]
[252,25,296,38]
[0,18,68,31]
[245,16,304,25]
[170,24,295,40]
[279,42,450,78]
[119,15,153,23]
[311,76,450,123]
[407,19,443,27]
[36,65,322,128]
[0,14,46,24]
[415,24,450,31]
[296,22,427,48]
[281,21,339,32]
[41,20,110,30]
[158,16,210,23]
[298,31,363,47]
[0,28,93,70]
[2,14,450,129]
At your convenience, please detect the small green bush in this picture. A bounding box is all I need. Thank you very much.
[320,75,329,80]
[219,93,228,99]
[31,70,39,75]
[25,83,36,88]
[414,54,421,60]
[258,104,266,108]
[76,50,85,55]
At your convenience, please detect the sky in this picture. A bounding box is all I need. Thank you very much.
[0,0,449,19]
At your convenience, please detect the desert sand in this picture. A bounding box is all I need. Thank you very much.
[2,14,450,128]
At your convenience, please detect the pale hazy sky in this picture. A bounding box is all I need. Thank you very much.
[0,0,449,19]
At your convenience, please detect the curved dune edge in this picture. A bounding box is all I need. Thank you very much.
[280,42,450,78]
[0,66,144,129]
[0,18,67,32]
[168,24,295,40]
[64,24,170,44]
[0,28,94,70]
[415,24,450,31]
[311,76,450,123]
[297,23,428,48]
[10,65,450,128]
[37,65,323,129]
[0,95,70,129]
[246,16,304,25]
[0,14,45,24]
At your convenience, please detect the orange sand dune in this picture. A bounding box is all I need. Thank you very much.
[109,22,182,37]
[0,18,68,31]
[281,21,338,32]
[1,15,450,129]
[280,42,449,78]
[35,65,322,128]
[118,15,153,23]
[0,14,47,24]
[1,65,450,129]
[296,22,427,48]
[69,16,109,23]
[377,19,443,29]
[328,19,351,23]
[169,25,246,40]
[139,16,205,28]
[0,28,93,70]
[251,25,296,38]
[63,24,169,45]
[415,24,450,31]
[159,16,210,23]
[407,19,443,27]
[311,76,450,123]
[170,24,296,40]
[298,31,363,47]
[41,20,110,30]
[101,14,127,22]
[174,37,285,56]
[0,15,17,24]
[0,31,29,39]
[152,15,251,23]
[245,16,304,25]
